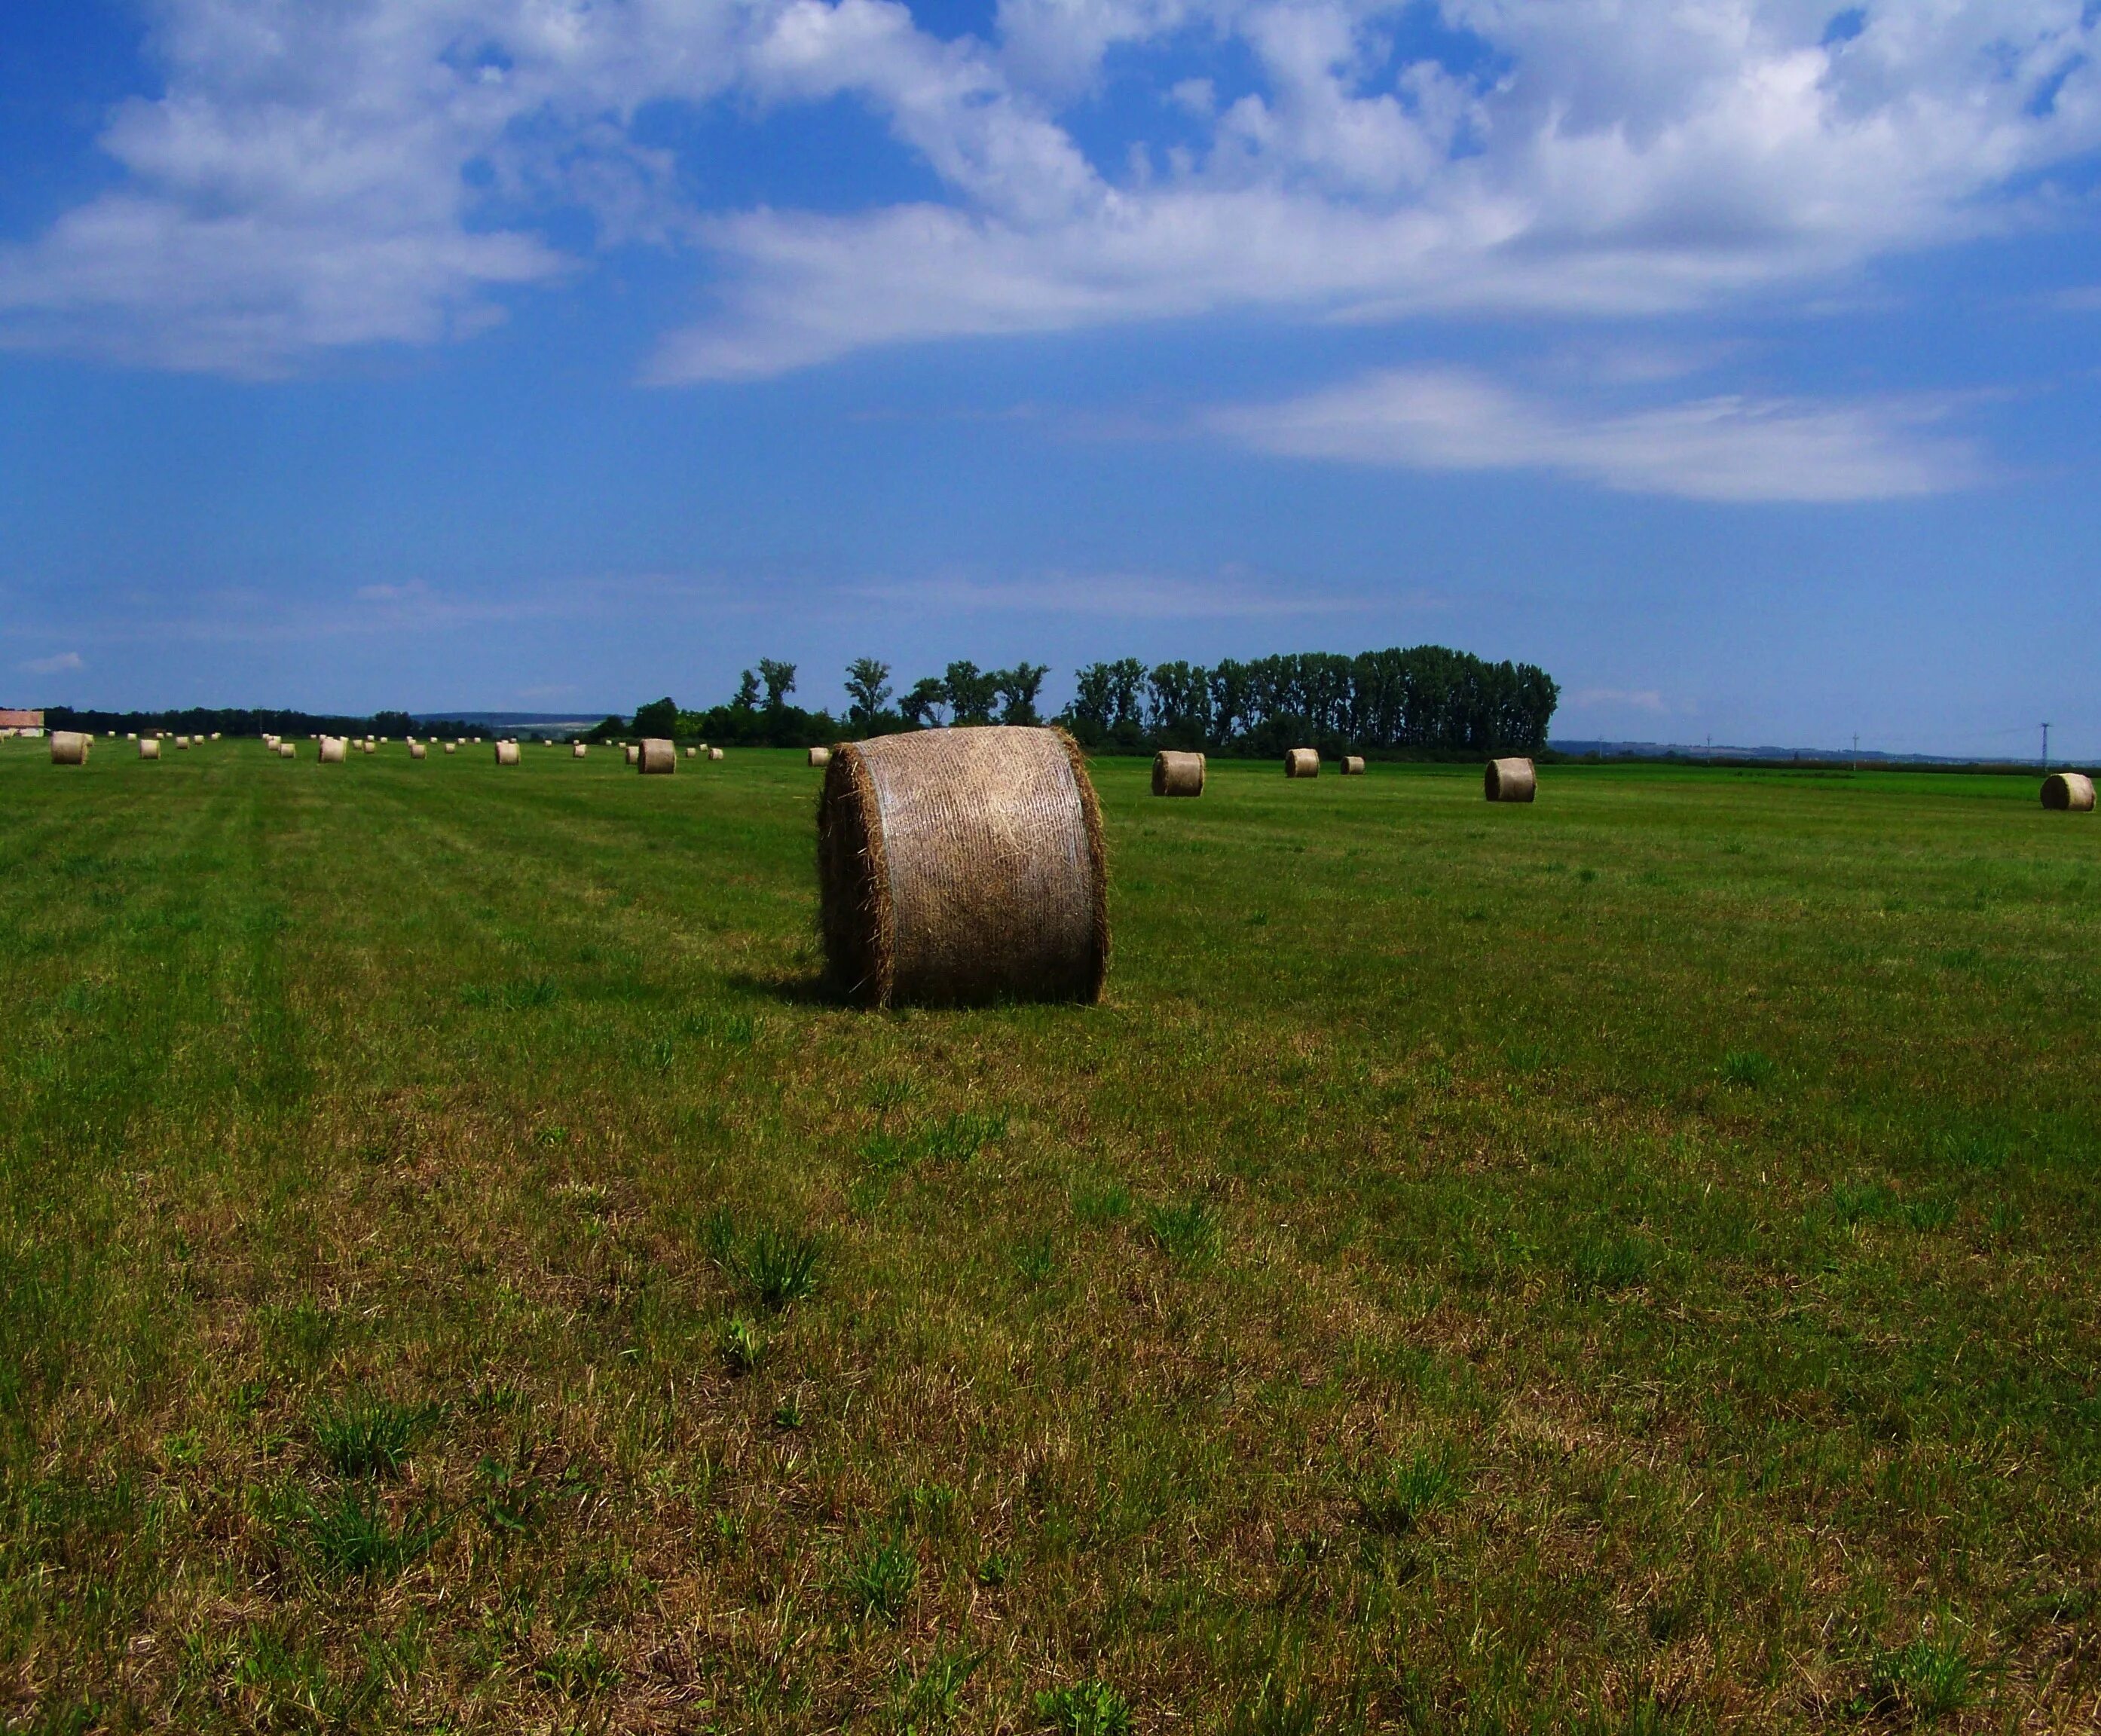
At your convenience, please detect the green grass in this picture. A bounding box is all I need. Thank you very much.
[5,736,2101,1728]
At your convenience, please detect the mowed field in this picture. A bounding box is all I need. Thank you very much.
[4,741,2099,1734]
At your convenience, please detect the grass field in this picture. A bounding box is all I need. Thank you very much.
[4,738,2099,1733]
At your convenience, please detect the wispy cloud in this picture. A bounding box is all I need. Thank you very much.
[1567,687,1668,714]
[1207,368,1983,503]
[19,651,84,674]
[855,572,1380,619]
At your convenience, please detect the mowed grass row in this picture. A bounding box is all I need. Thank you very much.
[2,739,2098,1733]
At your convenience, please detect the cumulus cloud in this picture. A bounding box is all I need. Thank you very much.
[0,0,2095,397]
[20,652,87,674]
[1208,366,1981,501]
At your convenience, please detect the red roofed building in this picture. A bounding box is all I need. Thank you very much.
[0,710,44,730]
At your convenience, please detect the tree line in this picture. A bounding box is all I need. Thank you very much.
[604,643,1557,756]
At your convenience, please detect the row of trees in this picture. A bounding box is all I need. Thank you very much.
[602,644,1557,756]
[47,704,427,739]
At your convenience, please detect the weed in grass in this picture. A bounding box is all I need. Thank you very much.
[1036,1679,1133,1735]
[474,1457,542,1539]
[163,1429,204,1467]
[1246,910,1268,927]
[535,1633,619,1698]
[1934,1129,2010,1172]
[1357,1450,1460,1535]
[650,1034,676,1068]
[301,1487,442,1579]
[1143,1197,1220,1266]
[836,1530,918,1624]
[1576,866,1598,883]
[772,1395,803,1430]
[1864,1628,1977,1722]
[1721,1049,1774,1088]
[719,1316,766,1376]
[1989,1201,2024,1236]
[977,1550,1013,1588]
[866,1077,917,1118]
[720,1222,824,1309]
[895,1481,960,1536]
[310,1393,434,1477]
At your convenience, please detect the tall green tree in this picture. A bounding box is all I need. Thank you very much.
[757,659,797,713]
[844,659,893,727]
[994,663,1050,725]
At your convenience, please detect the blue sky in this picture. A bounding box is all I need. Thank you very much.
[3,0,2100,754]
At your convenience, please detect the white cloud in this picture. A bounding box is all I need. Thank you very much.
[1567,687,1668,714]
[856,570,1378,616]
[1207,366,1981,501]
[20,652,87,674]
[0,0,2095,388]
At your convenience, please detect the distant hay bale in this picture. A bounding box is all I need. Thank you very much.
[1285,748,1320,778]
[624,743,640,766]
[137,738,160,761]
[443,742,456,755]
[1485,757,1537,802]
[496,740,520,766]
[50,731,90,766]
[211,732,222,741]
[278,743,295,759]
[1151,750,1205,796]
[2041,772,2096,811]
[684,746,696,758]
[817,725,1108,1009]
[176,736,190,749]
[1340,755,1365,776]
[409,741,427,760]
[809,747,832,768]
[573,742,587,759]
[320,736,347,763]
[127,733,138,741]
[638,738,676,775]
[708,746,723,761]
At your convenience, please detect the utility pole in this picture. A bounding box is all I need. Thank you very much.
[2042,723,2051,769]
[1852,732,1859,774]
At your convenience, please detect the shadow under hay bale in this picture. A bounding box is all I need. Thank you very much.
[1152,750,1205,796]
[50,732,89,766]
[638,738,676,775]
[1485,757,1537,802]
[2042,772,2095,811]
[1340,755,1365,775]
[1285,748,1319,778]
[817,725,1108,1009]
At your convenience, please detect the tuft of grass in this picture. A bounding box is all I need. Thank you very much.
[1036,1679,1133,1735]
[835,1530,918,1625]
[310,1394,434,1478]
[1225,1676,1325,1736]
[301,1487,442,1579]
[1143,1197,1220,1266]
[1864,1629,1976,1722]
[1073,1180,1133,1224]
[1356,1449,1460,1535]
[718,1316,766,1375]
[895,1643,976,1726]
[1721,1048,1774,1088]
[534,1633,619,1698]
[1933,1129,2011,1172]
[1830,1178,1898,1227]
[711,1220,824,1310]
[1010,1233,1059,1285]
[1567,1232,1650,1295]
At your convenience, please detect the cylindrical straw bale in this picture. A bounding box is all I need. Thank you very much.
[2041,772,2096,811]
[444,742,456,755]
[1340,755,1365,776]
[638,738,675,775]
[1284,748,1320,778]
[573,742,587,759]
[1485,757,1537,802]
[320,736,347,763]
[708,746,724,761]
[50,730,90,766]
[211,732,222,741]
[127,733,138,741]
[684,746,696,758]
[809,747,832,768]
[624,743,640,766]
[495,740,520,766]
[409,741,427,760]
[817,726,1108,1009]
[1152,750,1205,796]
[137,737,160,760]
[176,736,189,749]
[278,743,295,759]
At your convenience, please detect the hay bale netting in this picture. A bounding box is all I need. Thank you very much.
[809,746,832,768]
[638,738,676,775]
[573,742,587,759]
[1284,747,1320,778]
[138,737,160,760]
[1484,757,1537,802]
[1151,750,1205,797]
[1340,755,1365,776]
[2041,772,2096,811]
[409,741,427,761]
[320,736,347,763]
[495,740,521,766]
[50,730,90,766]
[818,725,1109,1009]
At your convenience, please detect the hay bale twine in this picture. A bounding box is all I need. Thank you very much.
[638,738,676,775]
[572,742,587,759]
[495,740,520,766]
[137,737,160,761]
[1484,757,1537,802]
[708,746,724,762]
[50,730,90,766]
[1152,750,1205,796]
[623,743,640,766]
[320,736,347,763]
[817,725,1108,1009]
[2041,772,2096,811]
[409,741,427,760]
[1284,748,1320,778]
[809,746,832,768]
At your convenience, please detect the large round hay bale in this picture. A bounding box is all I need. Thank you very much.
[50,731,90,766]
[572,742,587,759]
[175,736,190,749]
[320,736,347,763]
[444,742,456,755]
[1152,750,1205,796]
[818,726,1108,1009]
[1284,748,1320,778]
[708,746,724,762]
[137,737,160,760]
[495,740,520,766]
[623,743,640,766]
[638,738,675,775]
[1340,755,1365,776]
[2041,772,2096,811]
[409,741,427,760]
[809,746,832,768]
[1485,757,1537,802]
[684,746,696,758]
[278,742,295,759]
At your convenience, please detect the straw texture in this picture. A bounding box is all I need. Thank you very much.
[638,738,676,775]
[1285,748,1320,778]
[2041,772,2096,811]
[817,725,1109,1009]
[320,737,347,764]
[809,747,832,768]
[50,731,89,766]
[1341,756,1365,775]
[495,741,521,766]
[1485,757,1537,802]
[1151,750,1206,796]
